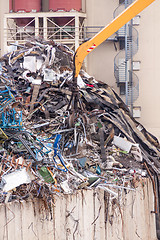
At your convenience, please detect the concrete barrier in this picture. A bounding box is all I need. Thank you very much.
[0,178,157,240]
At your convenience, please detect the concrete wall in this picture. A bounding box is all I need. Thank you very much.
[0,179,157,240]
[133,0,160,140]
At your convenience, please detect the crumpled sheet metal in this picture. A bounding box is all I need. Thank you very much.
[0,39,159,205]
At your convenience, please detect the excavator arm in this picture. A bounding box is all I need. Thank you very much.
[68,0,156,111]
[74,0,156,78]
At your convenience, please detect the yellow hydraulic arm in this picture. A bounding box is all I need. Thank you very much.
[74,0,156,78]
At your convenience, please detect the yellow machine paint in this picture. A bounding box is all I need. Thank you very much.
[74,0,156,78]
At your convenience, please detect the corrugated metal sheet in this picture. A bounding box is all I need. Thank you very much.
[0,178,157,240]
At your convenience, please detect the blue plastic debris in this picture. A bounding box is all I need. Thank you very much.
[53,134,68,172]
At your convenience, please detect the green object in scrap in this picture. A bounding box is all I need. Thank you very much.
[97,121,103,129]
[88,177,99,185]
[39,166,55,184]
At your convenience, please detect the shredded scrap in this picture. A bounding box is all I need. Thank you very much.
[0,39,159,206]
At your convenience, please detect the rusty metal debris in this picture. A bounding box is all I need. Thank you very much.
[0,39,159,207]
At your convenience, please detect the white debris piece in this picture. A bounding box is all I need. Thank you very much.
[113,136,142,161]
[60,180,72,194]
[36,58,43,70]
[77,75,85,88]
[113,136,134,153]
[22,70,35,83]
[32,77,42,85]
[2,168,31,192]
[23,56,37,72]
[43,68,59,82]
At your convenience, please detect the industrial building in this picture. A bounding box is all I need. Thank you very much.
[0,0,160,141]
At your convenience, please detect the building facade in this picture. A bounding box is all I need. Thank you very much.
[0,0,160,140]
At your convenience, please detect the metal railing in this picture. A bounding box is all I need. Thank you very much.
[4,15,86,50]
[127,70,139,105]
[5,26,85,41]
[114,25,138,80]
[83,26,104,40]
[113,0,139,110]
[5,24,118,48]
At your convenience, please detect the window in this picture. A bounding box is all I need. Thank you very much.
[119,38,125,50]
[119,83,126,95]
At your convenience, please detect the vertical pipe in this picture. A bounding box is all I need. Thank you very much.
[12,0,14,11]
[130,18,133,115]
[75,15,79,50]
[35,17,39,37]
[125,20,128,105]
[43,16,47,40]
[42,0,49,12]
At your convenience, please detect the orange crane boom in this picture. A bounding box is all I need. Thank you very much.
[74,0,156,78]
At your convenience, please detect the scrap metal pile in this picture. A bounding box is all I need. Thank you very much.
[0,39,160,204]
